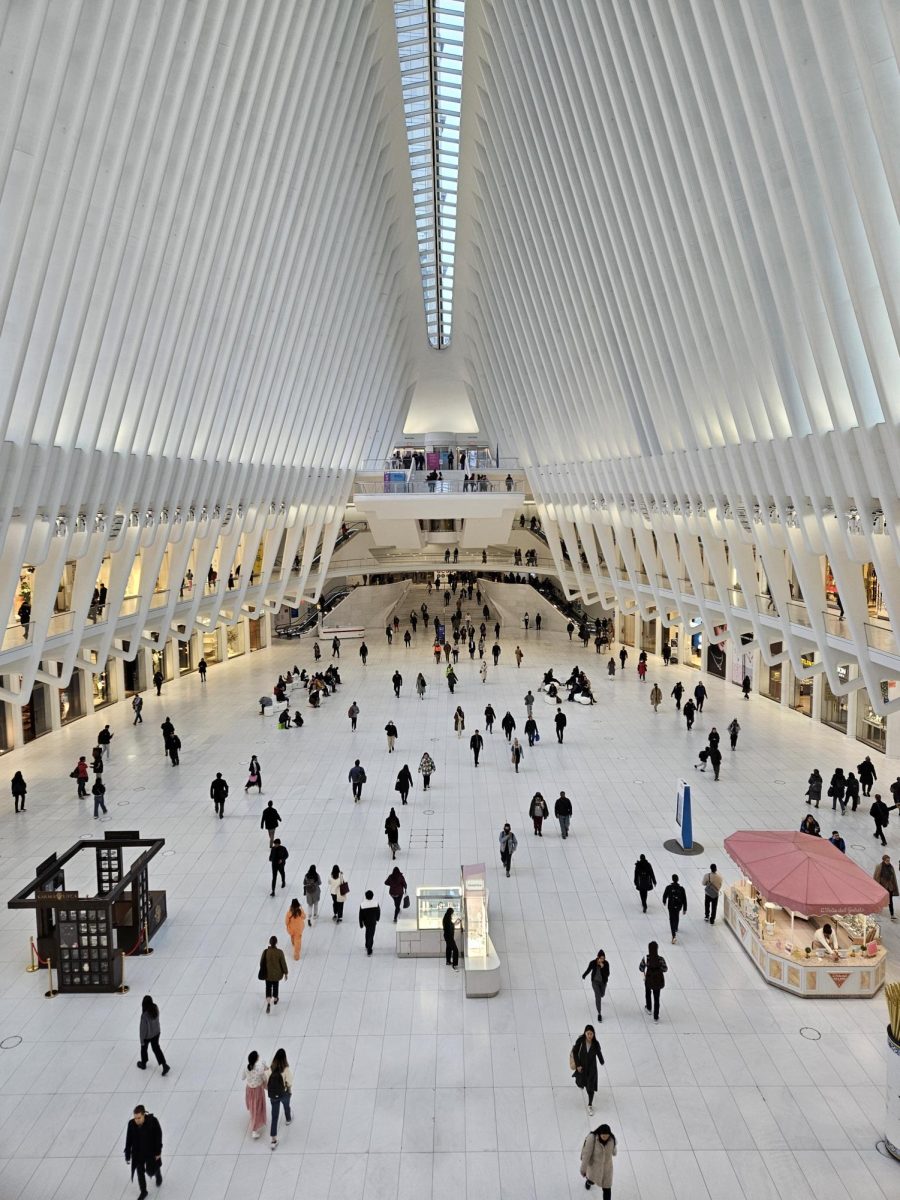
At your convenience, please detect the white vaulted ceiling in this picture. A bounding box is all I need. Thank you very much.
[0,0,899,711]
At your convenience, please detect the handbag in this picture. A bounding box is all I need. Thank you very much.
[568,1048,577,1072]
[69,770,79,779]
[534,731,540,743]
[402,894,410,909]
[248,774,258,785]
[339,880,350,896]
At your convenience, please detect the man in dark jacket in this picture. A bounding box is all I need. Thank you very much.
[269,839,289,896]
[349,760,366,803]
[260,800,281,846]
[392,670,403,698]
[693,682,707,711]
[160,717,174,755]
[682,698,696,730]
[662,874,688,943]
[871,794,890,846]
[524,715,538,746]
[469,730,484,767]
[555,791,573,838]
[671,681,684,710]
[359,890,381,955]
[857,756,877,797]
[124,1104,162,1198]
[443,906,460,969]
[210,772,229,818]
[634,854,656,912]
[167,733,181,766]
[554,709,567,743]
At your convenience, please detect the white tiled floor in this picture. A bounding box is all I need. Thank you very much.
[2,593,900,1198]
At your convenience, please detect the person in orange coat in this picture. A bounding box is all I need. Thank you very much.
[284,898,307,961]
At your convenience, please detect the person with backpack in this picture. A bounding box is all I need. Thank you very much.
[210,772,229,819]
[582,950,610,1022]
[871,794,890,846]
[661,875,687,943]
[639,940,668,1021]
[267,1048,293,1148]
[579,1122,617,1193]
[259,936,288,1013]
[633,854,656,913]
[137,994,170,1075]
[499,823,518,876]
[570,1024,605,1115]
[385,866,407,921]
[348,759,366,802]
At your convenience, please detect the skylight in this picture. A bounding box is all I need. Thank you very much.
[394,0,465,349]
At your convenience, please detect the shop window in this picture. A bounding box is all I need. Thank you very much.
[22,682,52,742]
[226,624,245,659]
[706,625,727,678]
[687,619,702,669]
[0,694,10,754]
[664,619,679,663]
[821,664,851,733]
[731,634,754,689]
[92,659,116,710]
[621,613,635,646]
[249,617,266,652]
[151,647,171,683]
[759,642,782,702]
[202,630,221,664]
[792,653,815,717]
[640,619,656,654]
[857,686,887,753]
[59,671,83,726]
[178,640,193,674]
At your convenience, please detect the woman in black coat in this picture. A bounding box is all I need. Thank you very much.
[11,771,26,812]
[395,764,413,805]
[806,769,823,807]
[571,1024,604,1115]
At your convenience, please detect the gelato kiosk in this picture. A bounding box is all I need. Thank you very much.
[396,862,500,997]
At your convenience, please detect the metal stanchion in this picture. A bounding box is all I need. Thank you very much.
[118,950,129,994]
[43,955,57,998]
[25,938,38,973]
[142,920,153,955]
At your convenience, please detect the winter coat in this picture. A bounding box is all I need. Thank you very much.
[385,871,407,898]
[139,1011,161,1042]
[469,733,484,753]
[124,1112,163,1179]
[454,711,465,731]
[554,711,567,728]
[385,814,400,844]
[11,774,26,797]
[358,901,381,931]
[554,794,573,817]
[260,945,288,982]
[580,1131,616,1188]
[302,872,321,905]
[571,1033,604,1092]
[528,796,549,820]
[260,806,281,830]
[806,773,823,802]
[581,958,610,993]
[640,952,667,989]
[210,777,229,802]
[634,859,656,891]
[269,844,289,872]
[328,872,346,899]
[511,743,524,764]
[499,829,518,857]
[418,753,435,776]
[662,882,687,913]
[874,861,899,897]
[858,759,877,784]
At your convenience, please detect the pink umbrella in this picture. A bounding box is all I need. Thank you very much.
[723,830,889,915]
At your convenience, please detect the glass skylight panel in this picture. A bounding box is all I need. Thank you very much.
[394,0,465,349]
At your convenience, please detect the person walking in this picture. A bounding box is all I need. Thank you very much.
[580,1122,617,1195]
[727,717,740,750]
[637,659,647,683]
[197,657,207,684]
[415,672,427,699]
[501,711,516,743]
[874,855,898,920]
[210,772,229,819]
[479,659,488,685]
[167,732,181,766]
[160,717,174,755]
[554,709,567,744]
[662,874,687,943]
[74,755,89,798]
[511,738,524,773]
[137,995,170,1075]
[242,1051,269,1139]
[742,674,752,699]
[633,854,656,912]
[385,866,407,921]
[682,698,696,730]
[269,839,288,896]
[259,936,288,1012]
[484,703,496,733]
[499,823,517,876]
[285,898,306,960]
[702,863,723,924]
[359,641,369,666]
[618,647,627,671]
[359,890,381,955]
[132,694,143,724]
[153,669,164,696]
[261,801,282,846]
[524,715,538,747]
[693,682,707,712]
[395,763,413,805]
[303,866,321,924]
[582,951,610,1022]
[267,1048,293,1149]
[98,724,113,759]
[858,756,877,797]
[640,940,668,1021]
[392,670,403,698]
[514,645,524,668]
[349,759,367,803]
[446,666,458,693]
[348,701,359,732]
[418,751,435,790]
[845,771,861,813]
[650,683,662,713]
[385,808,401,859]
[555,790,573,838]
[524,689,534,717]
[454,706,466,737]
[92,775,107,818]
[329,865,347,922]
[124,1104,163,1198]
[829,768,847,813]
[529,792,549,835]
[870,794,890,845]
[245,754,262,793]
[671,680,684,710]
[385,720,398,754]
[442,906,460,969]
[11,771,27,813]
[469,729,484,766]
[570,1024,605,1115]
[708,744,722,781]
[331,636,340,658]
[806,768,823,807]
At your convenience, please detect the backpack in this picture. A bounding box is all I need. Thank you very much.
[267,1069,285,1099]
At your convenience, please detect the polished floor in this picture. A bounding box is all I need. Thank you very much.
[1,599,899,1199]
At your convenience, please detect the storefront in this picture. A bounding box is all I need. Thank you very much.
[663,617,680,664]
[640,618,656,655]
[249,615,267,651]
[226,622,245,659]
[792,652,815,716]
[201,629,221,664]
[151,646,171,683]
[58,670,83,725]
[730,634,754,690]
[121,643,143,695]
[621,613,635,646]
[687,618,702,668]
[723,830,889,999]
[822,664,852,734]
[857,683,889,753]
[759,641,783,702]
[178,638,194,674]
[91,655,116,710]
[706,625,727,678]
[22,681,52,742]
[0,692,11,754]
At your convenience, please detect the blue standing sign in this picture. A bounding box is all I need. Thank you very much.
[676,780,693,850]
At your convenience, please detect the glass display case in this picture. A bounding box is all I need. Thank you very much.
[462,864,489,959]
[416,885,462,930]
